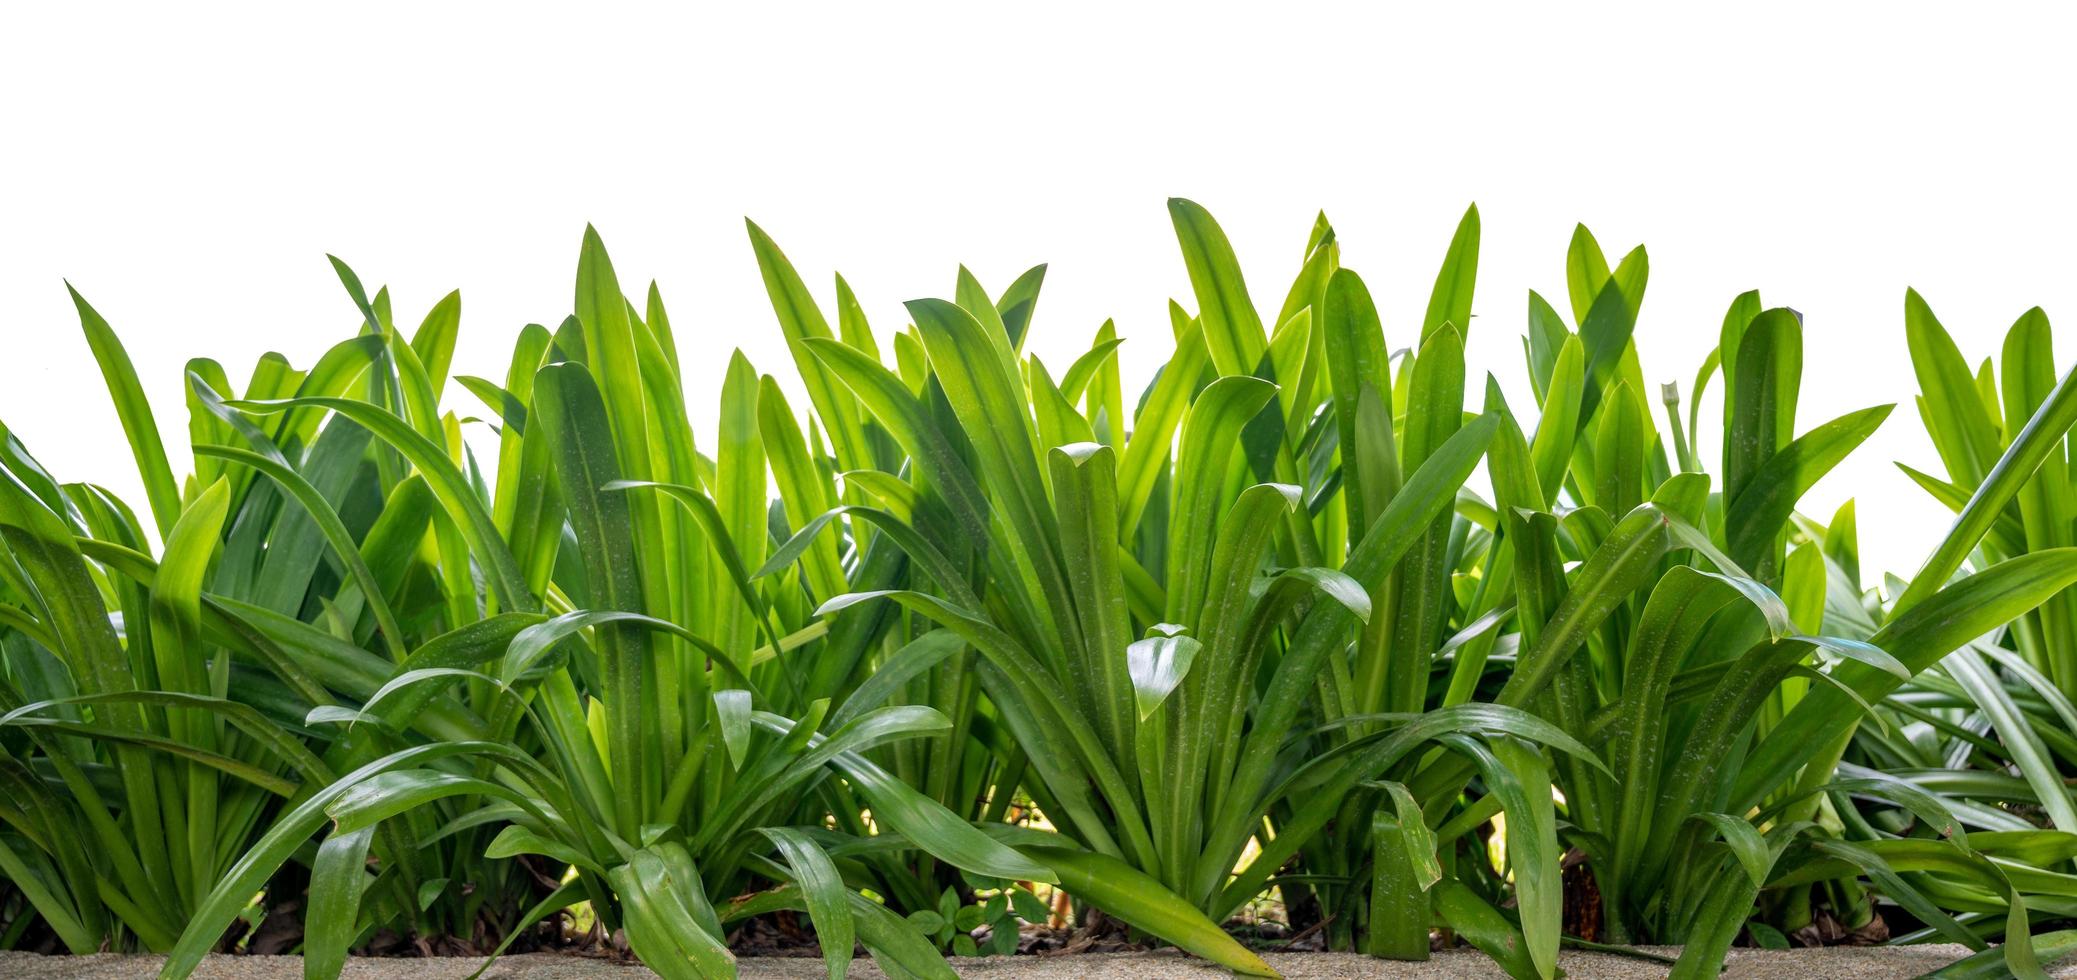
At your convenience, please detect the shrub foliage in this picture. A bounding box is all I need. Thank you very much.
[3,203,2076,979]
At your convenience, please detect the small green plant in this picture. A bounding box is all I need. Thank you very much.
[904,880,1050,957]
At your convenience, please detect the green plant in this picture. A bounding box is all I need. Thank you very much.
[1413,229,2077,978]
[0,287,551,957]
[0,242,1066,980]
[154,235,1088,980]
[1835,296,2077,957]
[904,880,1050,957]
[757,201,1619,980]
[8,202,2077,980]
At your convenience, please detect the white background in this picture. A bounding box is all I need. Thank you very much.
[3,2,2072,580]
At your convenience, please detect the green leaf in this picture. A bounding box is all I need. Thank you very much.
[1564,225,1611,325]
[830,748,1054,885]
[1123,319,1212,531]
[906,909,945,933]
[1018,844,1278,977]
[535,362,653,833]
[759,828,854,980]
[1905,288,2002,489]
[1529,335,1585,501]
[1574,278,1639,425]
[1010,888,1049,924]
[1435,879,1541,980]
[1447,736,1558,980]
[1125,624,1200,722]
[714,690,752,770]
[484,825,594,873]
[746,220,869,471]
[67,284,180,537]
[829,630,965,729]
[1168,198,1267,379]
[609,844,735,980]
[1723,404,1892,569]
[1367,780,1440,960]
[304,827,375,980]
[1421,203,1479,343]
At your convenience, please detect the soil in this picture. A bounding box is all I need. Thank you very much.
[4,946,2067,979]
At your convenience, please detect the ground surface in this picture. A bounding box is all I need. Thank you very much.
[4,946,2066,979]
